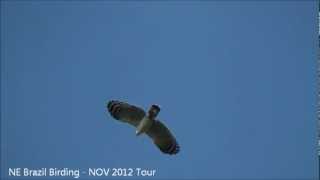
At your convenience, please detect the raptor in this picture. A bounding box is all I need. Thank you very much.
[106,100,180,155]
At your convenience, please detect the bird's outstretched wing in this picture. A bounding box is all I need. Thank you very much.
[146,120,180,155]
[107,100,145,127]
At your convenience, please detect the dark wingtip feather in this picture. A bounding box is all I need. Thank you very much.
[169,143,180,155]
[160,142,180,155]
[107,100,122,120]
[107,100,116,109]
[173,144,180,154]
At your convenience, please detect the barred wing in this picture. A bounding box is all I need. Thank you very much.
[146,120,180,155]
[107,100,145,127]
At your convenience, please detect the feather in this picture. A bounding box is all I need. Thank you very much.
[106,100,180,155]
[107,100,145,127]
[146,120,180,155]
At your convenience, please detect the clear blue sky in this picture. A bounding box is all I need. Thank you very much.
[1,1,318,179]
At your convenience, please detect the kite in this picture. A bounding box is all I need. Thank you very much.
[107,100,180,155]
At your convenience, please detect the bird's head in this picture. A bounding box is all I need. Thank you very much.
[148,104,160,119]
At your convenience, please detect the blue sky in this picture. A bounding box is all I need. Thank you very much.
[1,1,318,179]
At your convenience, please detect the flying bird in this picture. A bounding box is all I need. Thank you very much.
[106,100,180,155]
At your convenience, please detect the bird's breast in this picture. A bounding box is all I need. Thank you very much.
[136,117,153,135]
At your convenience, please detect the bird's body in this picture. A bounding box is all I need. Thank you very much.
[136,116,153,136]
[106,100,180,155]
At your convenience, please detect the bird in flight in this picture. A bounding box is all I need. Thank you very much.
[106,100,180,155]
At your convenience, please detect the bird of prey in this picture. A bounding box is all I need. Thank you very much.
[106,100,180,155]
